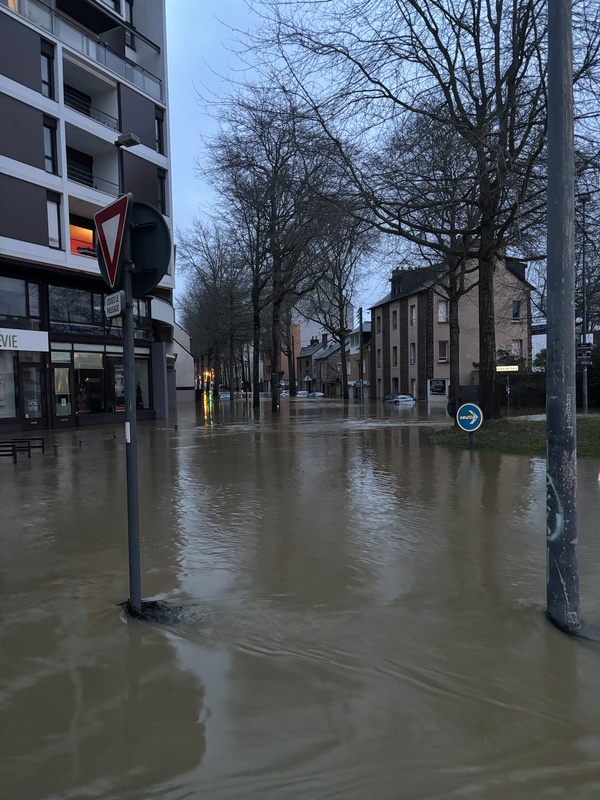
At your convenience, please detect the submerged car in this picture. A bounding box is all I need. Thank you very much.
[307,391,325,397]
[295,390,309,397]
[383,393,416,405]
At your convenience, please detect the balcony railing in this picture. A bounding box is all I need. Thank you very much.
[67,162,119,196]
[1,0,162,100]
[64,86,118,131]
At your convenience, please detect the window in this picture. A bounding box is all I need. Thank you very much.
[410,304,416,327]
[376,315,381,334]
[438,299,448,323]
[393,346,398,367]
[64,84,92,117]
[0,277,40,328]
[69,215,95,256]
[392,309,397,330]
[43,117,57,174]
[377,348,381,368]
[47,192,61,248]
[67,147,93,187]
[155,107,164,154]
[410,342,416,365]
[512,300,522,320]
[157,168,166,214]
[124,0,133,22]
[512,339,523,357]
[41,41,54,99]
[0,276,27,317]
[438,340,449,362]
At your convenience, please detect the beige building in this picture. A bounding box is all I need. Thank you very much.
[370,258,532,404]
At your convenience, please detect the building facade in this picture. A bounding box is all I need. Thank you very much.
[370,260,532,403]
[0,0,177,432]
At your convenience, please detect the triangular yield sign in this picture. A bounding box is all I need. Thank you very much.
[95,194,130,289]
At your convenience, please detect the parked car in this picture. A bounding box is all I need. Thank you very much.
[296,390,309,397]
[383,393,416,405]
[307,391,325,397]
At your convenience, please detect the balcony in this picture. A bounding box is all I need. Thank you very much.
[67,159,118,196]
[65,125,120,197]
[64,84,118,131]
[1,0,162,100]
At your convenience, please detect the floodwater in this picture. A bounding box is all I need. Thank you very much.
[2,396,600,800]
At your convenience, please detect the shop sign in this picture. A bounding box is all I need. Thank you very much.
[0,328,49,352]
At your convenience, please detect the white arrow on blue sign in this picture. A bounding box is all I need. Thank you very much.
[456,403,483,432]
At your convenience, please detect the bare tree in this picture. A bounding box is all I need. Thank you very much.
[177,222,253,398]
[204,86,343,410]
[299,207,375,399]
[250,0,600,417]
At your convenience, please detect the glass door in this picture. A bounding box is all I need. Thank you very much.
[53,364,74,425]
[20,364,46,429]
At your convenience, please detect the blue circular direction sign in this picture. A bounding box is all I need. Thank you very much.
[456,403,483,432]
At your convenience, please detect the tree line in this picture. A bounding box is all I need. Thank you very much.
[178,0,600,418]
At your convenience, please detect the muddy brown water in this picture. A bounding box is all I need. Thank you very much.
[2,397,600,799]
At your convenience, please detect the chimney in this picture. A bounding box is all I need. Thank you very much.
[310,337,318,345]
[322,333,328,347]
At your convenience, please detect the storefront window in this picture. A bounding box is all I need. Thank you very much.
[106,355,125,412]
[0,351,17,418]
[68,347,150,414]
[74,351,105,414]
[135,358,150,409]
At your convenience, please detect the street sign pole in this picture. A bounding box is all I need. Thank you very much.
[122,251,142,614]
[96,192,172,620]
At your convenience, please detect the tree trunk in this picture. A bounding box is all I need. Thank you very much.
[288,326,297,395]
[478,223,501,419]
[271,297,281,412]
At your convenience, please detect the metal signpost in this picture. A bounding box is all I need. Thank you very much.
[456,402,483,447]
[96,193,171,617]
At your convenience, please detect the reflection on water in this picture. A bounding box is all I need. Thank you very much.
[2,398,600,799]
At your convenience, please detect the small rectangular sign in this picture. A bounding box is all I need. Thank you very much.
[105,291,125,318]
[496,365,519,372]
[0,328,49,352]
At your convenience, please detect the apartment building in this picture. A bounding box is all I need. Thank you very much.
[370,259,532,403]
[0,0,178,432]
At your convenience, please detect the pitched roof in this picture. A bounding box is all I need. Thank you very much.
[371,257,532,309]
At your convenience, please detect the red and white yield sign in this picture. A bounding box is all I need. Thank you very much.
[95,194,131,289]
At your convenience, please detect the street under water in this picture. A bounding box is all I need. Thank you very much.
[2,396,600,800]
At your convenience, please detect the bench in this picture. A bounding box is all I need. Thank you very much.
[0,442,17,464]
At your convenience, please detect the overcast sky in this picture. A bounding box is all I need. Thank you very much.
[165,0,253,232]
[164,1,384,313]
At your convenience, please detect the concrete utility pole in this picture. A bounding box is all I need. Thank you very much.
[546,1,580,633]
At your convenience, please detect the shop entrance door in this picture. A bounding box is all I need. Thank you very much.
[52,365,75,426]
[20,364,46,430]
